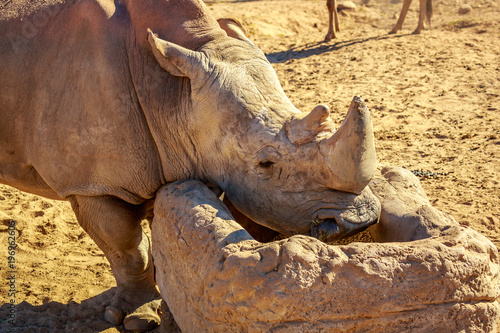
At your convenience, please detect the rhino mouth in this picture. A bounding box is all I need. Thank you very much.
[310,200,380,243]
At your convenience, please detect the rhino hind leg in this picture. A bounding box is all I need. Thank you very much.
[69,195,161,331]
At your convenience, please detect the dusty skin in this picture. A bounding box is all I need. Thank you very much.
[0,0,498,331]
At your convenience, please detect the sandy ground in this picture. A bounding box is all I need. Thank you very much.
[1,0,499,331]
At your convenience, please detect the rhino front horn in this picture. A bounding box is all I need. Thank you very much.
[319,96,377,194]
[286,104,335,145]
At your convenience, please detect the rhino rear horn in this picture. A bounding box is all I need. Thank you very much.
[286,105,335,145]
[147,29,206,78]
[319,96,377,194]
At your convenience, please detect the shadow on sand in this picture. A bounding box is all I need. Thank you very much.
[265,33,412,63]
[0,288,130,333]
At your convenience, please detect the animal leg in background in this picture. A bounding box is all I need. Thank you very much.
[69,195,161,332]
[325,0,340,41]
[414,0,432,34]
[390,0,432,34]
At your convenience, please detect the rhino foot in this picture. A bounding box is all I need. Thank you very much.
[104,289,162,332]
[104,305,124,325]
[123,301,162,332]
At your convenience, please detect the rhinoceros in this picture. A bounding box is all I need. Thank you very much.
[0,0,380,330]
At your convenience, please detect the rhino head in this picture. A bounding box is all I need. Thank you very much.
[147,26,380,243]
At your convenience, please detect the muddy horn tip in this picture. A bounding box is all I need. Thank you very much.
[350,96,369,114]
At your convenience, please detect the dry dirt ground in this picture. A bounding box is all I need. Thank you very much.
[1,0,499,331]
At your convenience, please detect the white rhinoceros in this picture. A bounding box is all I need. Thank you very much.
[0,0,380,330]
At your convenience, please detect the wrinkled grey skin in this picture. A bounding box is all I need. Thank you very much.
[0,0,379,330]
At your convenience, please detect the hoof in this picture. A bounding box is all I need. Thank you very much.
[104,305,125,325]
[105,300,161,331]
[324,35,335,42]
[123,311,160,332]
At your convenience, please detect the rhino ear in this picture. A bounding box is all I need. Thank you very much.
[147,29,205,78]
[216,18,255,45]
[217,18,248,40]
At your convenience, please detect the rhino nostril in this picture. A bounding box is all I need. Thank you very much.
[322,218,338,226]
[311,218,339,241]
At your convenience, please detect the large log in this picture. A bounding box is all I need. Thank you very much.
[152,166,500,332]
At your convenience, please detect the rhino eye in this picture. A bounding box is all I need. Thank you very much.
[255,146,280,170]
[258,160,275,168]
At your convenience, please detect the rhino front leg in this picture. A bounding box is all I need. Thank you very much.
[69,195,161,332]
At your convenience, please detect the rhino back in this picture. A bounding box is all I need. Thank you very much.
[0,0,164,204]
